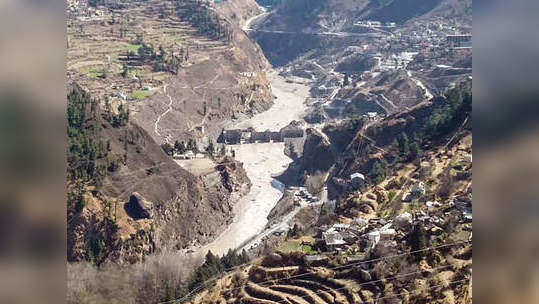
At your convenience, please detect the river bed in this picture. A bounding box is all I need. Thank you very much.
[191,71,310,256]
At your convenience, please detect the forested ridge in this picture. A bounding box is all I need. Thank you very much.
[67,85,129,210]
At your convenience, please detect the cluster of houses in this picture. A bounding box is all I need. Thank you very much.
[307,198,471,261]
[172,150,206,160]
[446,34,472,49]
[402,181,426,202]
[374,51,419,72]
[313,217,398,253]
[67,0,106,18]
[330,172,367,195]
[302,181,472,262]
[355,20,397,28]
[218,124,304,145]
[350,17,471,61]
[293,188,318,204]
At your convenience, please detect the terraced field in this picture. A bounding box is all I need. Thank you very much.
[67,0,230,101]
[188,247,472,304]
[68,0,273,144]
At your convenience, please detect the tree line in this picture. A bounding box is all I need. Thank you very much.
[67,85,130,211]
[425,81,472,137]
[161,138,228,158]
[186,250,250,295]
[122,39,189,77]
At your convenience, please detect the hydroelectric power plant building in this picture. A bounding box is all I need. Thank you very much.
[218,125,304,145]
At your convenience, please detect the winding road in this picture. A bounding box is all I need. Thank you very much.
[242,9,386,39]
[154,84,173,139]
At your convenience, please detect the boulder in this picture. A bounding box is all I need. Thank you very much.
[410,181,426,195]
[128,192,154,219]
[359,269,372,281]
[394,212,413,230]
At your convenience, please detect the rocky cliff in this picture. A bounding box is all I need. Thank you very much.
[216,0,264,28]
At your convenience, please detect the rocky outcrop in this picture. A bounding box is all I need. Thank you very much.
[217,159,251,193]
[278,127,336,185]
[216,0,263,28]
[267,191,296,227]
[304,107,328,124]
[301,128,335,175]
[127,192,154,219]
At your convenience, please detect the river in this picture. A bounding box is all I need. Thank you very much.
[189,71,310,257]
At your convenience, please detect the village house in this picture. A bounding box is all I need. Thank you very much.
[402,181,426,202]
[240,130,252,144]
[365,223,396,249]
[218,125,304,145]
[303,255,329,266]
[322,228,347,251]
[173,150,206,160]
[270,131,282,142]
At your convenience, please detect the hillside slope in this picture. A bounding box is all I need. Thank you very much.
[257,0,471,32]
[67,0,273,146]
[185,82,473,304]
[66,84,250,265]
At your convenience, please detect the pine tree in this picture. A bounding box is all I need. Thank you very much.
[174,140,186,154]
[410,224,428,261]
[219,145,226,157]
[398,132,409,157]
[206,139,215,156]
[161,143,173,156]
[343,73,350,86]
[409,141,420,160]
[240,249,250,264]
[121,64,129,78]
[187,138,197,153]
[369,159,388,185]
